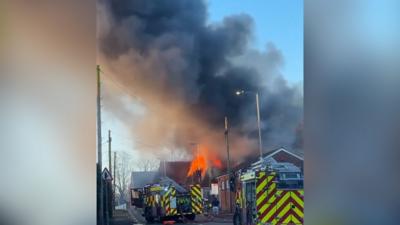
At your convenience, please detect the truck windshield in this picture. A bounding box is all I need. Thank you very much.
[276,172,303,189]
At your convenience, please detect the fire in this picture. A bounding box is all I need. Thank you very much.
[212,158,223,169]
[187,154,207,177]
[187,145,223,178]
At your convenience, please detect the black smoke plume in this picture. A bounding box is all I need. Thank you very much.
[98,0,303,161]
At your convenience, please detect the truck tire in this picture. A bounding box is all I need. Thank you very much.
[185,214,196,221]
[233,212,242,225]
[145,216,154,223]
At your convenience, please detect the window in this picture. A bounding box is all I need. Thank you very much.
[276,172,303,189]
[131,190,139,198]
[281,172,300,179]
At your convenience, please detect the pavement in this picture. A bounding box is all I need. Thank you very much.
[111,209,135,225]
[209,213,234,223]
[126,207,234,225]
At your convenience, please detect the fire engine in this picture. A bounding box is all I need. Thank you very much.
[142,177,203,222]
[235,160,304,225]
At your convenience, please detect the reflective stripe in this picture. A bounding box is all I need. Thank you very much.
[163,186,177,216]
[254,172,304,225]
[190,184,203,214]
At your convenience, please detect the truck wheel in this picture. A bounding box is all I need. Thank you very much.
[233,213,242,225]
[185,214,196,221]
[160,216,170,223]
[145,216,154,223]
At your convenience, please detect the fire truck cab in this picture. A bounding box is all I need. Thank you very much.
[142,178,203,222]
[238,160,304,225]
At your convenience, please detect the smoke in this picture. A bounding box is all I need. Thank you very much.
[97,0,303,162]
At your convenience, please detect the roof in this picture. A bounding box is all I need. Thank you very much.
[218,148,303,177]
[252,148,303,170]
[130,171,159,189]
[159,176,187,193]
[160,161,191,186]
[160,161,215,187]
[265,148,303,161]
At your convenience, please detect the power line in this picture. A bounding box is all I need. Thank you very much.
[103,72,140,101]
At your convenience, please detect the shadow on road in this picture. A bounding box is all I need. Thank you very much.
[111,209,135,225]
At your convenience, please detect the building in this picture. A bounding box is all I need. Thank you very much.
[159,161,191,186]
[250,148,304,171]
[216,173,235,213]
[216,147,303,213]
[130,171,159,189]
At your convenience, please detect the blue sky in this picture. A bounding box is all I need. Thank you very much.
[206,0,303,84]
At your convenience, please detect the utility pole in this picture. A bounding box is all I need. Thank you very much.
[195,143,201,184]
[225,117,231,175]
[97,65,104,225]
[255,93,263,160]
[108,130,112,175]
[225,116,232,213]
[236,90,263,160]
[108,130,112,217]
[113,151,116,211]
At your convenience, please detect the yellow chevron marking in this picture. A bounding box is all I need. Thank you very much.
[259,188,279,216]
[192,193,201,200]
[267,174,275,183]
[264,191,290,222]
[256,191,267,206]
[192,186,201,195]
[256,177,267,195]
[165,188,172,196]
[291,192,304,208]
[169,208,176,215]
[192,200,202,206]
[192,185,200,190]
[191,190,202,199]
[257,182,276,207]
[259,195,276,215]
[192,188,201,196]
[192,204,200,212]
[192,194,201,201]
[260,204,275,223]
[292,214,301,224]
[293,205,304,218]
[283,213,293,224]
[276,202,291,222]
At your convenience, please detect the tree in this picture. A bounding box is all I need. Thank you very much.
[136,158,159,172]
[114,151,134,205]
[114,153,160,205]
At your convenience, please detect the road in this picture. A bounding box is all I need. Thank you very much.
[126,207,232,225]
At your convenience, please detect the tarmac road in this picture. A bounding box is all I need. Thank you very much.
[127,207,233,225]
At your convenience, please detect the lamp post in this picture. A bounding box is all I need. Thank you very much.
[236,90,263,160]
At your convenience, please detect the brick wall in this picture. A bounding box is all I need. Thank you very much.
[217,174,235,213]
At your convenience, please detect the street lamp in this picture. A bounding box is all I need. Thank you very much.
[236,90,263,160]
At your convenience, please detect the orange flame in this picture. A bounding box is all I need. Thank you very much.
[187,145,223,178]
[187,154,207,177]
[212,158,223,169]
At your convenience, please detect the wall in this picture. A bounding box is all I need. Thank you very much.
[216,174,235,213]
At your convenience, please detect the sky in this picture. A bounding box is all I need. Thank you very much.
[207,0,303,84]
[101,0,304,168]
